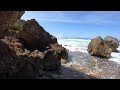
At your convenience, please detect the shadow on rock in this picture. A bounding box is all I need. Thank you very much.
[0,40,43,79]
[0,40,97,79]
[0,37,68,79]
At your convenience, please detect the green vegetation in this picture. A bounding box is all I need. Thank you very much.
[10,19,26,33]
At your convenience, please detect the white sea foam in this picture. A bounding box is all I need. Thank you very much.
[109,47,120,64]
[58,38,120,64]
[58,38,90,53]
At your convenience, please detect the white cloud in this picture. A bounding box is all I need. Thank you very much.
[21,11,120,25]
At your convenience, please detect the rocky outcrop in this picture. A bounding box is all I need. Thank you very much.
[16,19,57,50]
[9,19,26,35]
[0,11,25,38]
[104,36,119,52]
[0,12,68,79]
[0,36,68,79]
[87,36,112,58]
[43,49,60,70]
[50,44,68,64]
[0,37,43,79]
[43,44,68,70]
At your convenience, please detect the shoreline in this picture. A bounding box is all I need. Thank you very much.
[38,51,120,79]
[67,51,120,79]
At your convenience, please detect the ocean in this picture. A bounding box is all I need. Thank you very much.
[58,38,120,64]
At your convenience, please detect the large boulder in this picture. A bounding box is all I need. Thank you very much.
[16,19,57,50]
[0,11,25,38]
[87,36,112,58]
[104,36,119,52]
[42,43,68,70]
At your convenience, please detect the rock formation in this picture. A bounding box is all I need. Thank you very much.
[104,36,119,52]
[50,44,68,61]
[0,11,25,38]
[16,19,57,50]
[0,11,68,79]
[9,19,26,35]
[87,36,112,58]
[1,36,68,79]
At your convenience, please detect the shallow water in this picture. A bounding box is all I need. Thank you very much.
[57,38,120,79]
[58,38,120,64]
[67,51,120,79]
[41,51,120,79]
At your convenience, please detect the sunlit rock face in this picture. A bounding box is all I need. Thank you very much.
[16,19,57,50]
[104,36,119,52]
[0,11,25,38]
[87,36,112,58]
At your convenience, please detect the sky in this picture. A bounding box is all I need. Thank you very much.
[21,11,120,40]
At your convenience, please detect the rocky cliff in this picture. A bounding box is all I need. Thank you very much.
[0,11,68,79]
[0,11,24,38]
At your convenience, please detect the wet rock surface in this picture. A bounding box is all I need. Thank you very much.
[66,51,120,79]
[35,51,120,79]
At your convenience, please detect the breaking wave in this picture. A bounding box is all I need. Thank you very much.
[58,38,120,64]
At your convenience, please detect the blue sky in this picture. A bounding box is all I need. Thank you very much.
[21,11,120,40]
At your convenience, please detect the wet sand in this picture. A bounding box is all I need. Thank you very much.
[39,51,120,79]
